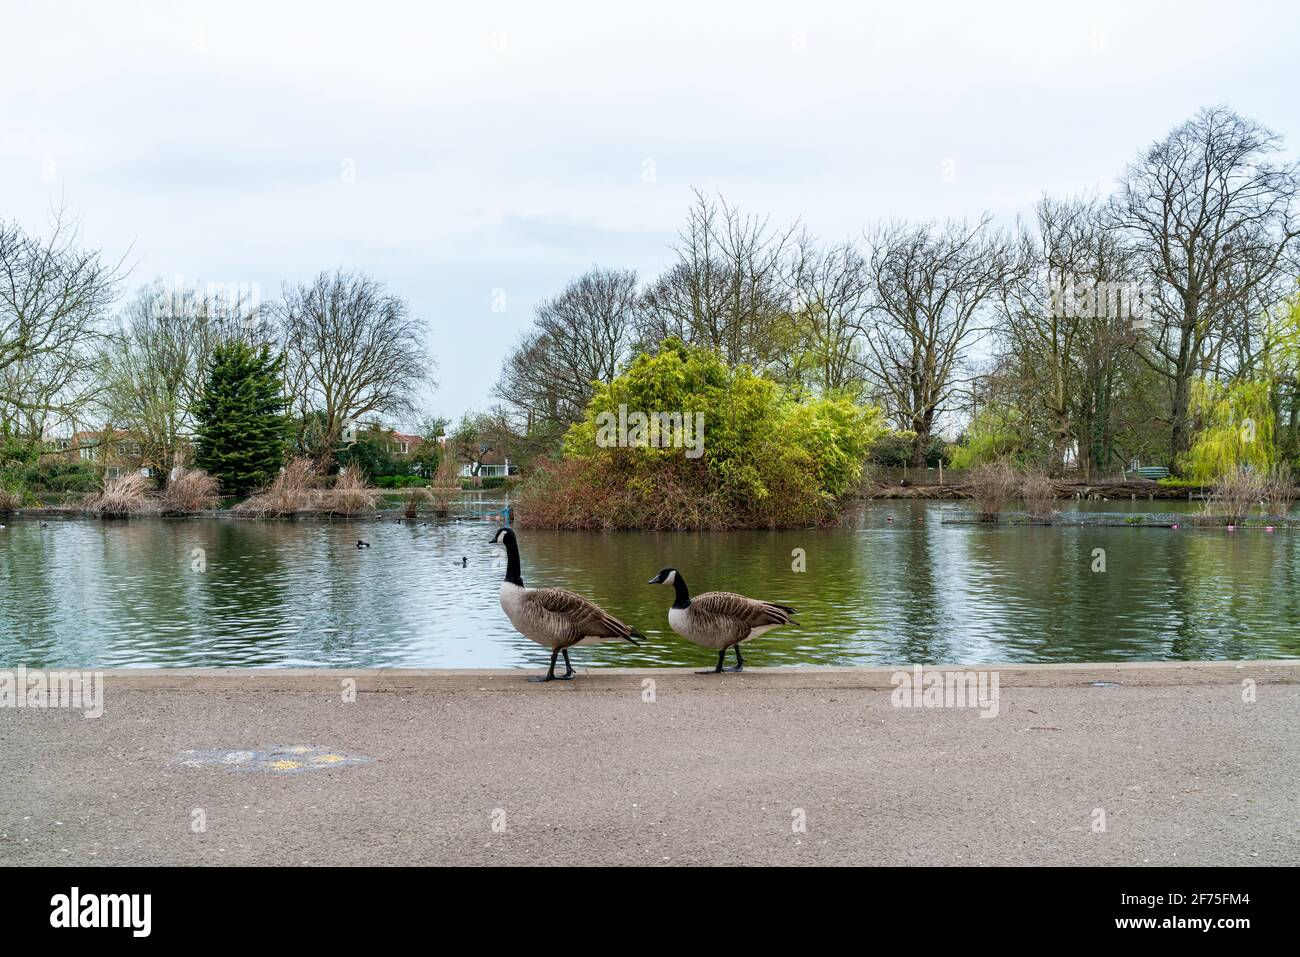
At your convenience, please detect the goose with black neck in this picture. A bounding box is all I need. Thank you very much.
[648,567,798,673]
[490,527,643,681]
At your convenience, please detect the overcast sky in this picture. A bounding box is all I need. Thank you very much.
[4,0,1298,426]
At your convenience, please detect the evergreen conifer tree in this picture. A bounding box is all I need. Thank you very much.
[192,342,288,495]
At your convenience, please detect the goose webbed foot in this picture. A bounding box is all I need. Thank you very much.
[530,651,562,682]
[696,649,727,674]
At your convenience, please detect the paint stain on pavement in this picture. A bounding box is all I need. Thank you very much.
[169,745,371,773]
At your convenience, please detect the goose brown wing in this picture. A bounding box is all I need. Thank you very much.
[692,591,797,627]
[527,587,640,641]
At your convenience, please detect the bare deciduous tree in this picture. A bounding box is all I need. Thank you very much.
[0,209,122,437]
[495,267,638,429]
[864,216,1015,466]
[784,236,872,397]
[100,280,262,477]
[996,195,1147,475]
[638,190,798,371]
[1110,106,1300,464]
[277,270,433,460]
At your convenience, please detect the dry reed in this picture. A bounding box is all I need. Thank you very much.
[161,467,221,512]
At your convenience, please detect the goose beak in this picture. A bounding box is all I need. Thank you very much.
[647,575,661,585]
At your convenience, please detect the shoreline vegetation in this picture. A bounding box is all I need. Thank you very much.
[515,338,882,530]
[5,429,1300,530]
[4,108,1300,533]
[4,408,1298,528]
[7,474,1300,530]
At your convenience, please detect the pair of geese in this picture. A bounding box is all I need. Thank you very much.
[490,527,798,682]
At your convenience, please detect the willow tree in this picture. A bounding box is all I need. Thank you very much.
[1182,378,1277,481]
[1261,289,1300,458]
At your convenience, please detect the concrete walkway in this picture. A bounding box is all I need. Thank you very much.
[2,662,1297,866]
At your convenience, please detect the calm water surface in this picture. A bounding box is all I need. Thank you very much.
[2,500,1298,669]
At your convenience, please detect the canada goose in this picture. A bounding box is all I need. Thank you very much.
[647,568,798,673]
[356,540,371,549]
[490,527,642,682]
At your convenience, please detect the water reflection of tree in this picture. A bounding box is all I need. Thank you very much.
[185,520,290,666]
[747,527,870,667]
[305,523,395,666]
[992,526,1082,663]
[1170,533,1300,661]
[0,520,66,667]
[895,515,945,664]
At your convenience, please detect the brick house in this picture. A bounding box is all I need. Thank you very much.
[340,419,424,460]
[55,430,173,480]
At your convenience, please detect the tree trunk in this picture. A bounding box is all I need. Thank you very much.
[909,417,931,468]
[1168,306,1197,470]
[1170,373,1191,471]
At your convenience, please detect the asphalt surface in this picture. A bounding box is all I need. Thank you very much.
[2,680,1296,866]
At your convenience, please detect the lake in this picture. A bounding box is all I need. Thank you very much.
[2,500,1298,669]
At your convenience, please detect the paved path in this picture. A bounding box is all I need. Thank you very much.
[2,664,1297,866]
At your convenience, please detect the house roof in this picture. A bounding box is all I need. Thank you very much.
[70,429,134,444]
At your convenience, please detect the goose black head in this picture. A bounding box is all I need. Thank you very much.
[491,527,523,586]
[649,567,690,608]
